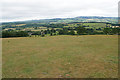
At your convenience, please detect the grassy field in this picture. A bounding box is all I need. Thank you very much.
[64,23,108,29]
[2,35,118,78]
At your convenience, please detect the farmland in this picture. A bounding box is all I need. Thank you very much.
[1,22,111,31]
[2,35,118,78]
[2,16,117,32]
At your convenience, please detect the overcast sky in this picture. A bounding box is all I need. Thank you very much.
[0,0,119,22]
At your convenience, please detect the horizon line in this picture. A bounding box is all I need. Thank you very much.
[0,16,118,23]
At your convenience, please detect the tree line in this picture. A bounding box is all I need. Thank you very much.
[2,26,120,38]
[58,26,119,35]
[2,31,29,38]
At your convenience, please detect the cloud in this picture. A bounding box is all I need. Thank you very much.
[0,0,119,22]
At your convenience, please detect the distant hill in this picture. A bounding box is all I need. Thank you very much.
[2,16,118,24]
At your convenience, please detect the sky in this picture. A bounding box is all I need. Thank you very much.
[0,0,119,22]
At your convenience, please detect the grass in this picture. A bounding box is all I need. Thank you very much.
[2,35,118,78]
[64,23,108,29]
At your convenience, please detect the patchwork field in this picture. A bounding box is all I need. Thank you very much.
[2,35,118,78]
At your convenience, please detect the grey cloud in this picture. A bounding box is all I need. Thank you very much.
[0,0,119,22]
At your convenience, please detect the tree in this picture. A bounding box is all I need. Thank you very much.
[86,28,95,35]
[44,30,47,34]
[50,33,53,36]
[76,26,86,35]
[111,28,119,34]
[51,28,56,33]
[58,28,68,35]
[58,30,64,35]
[103,28,112,35]
[41,30,45,37]
[2,31,29,38]
[63,28,68,35]
[68,30,75,35]
[47,29,50,34]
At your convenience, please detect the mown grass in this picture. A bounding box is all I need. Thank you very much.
[2,35,118,78]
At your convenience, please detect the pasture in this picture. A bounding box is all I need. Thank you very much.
[64,23,108,29]
[2,35,118,78]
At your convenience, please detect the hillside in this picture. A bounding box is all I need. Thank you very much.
[2,16,118,24]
